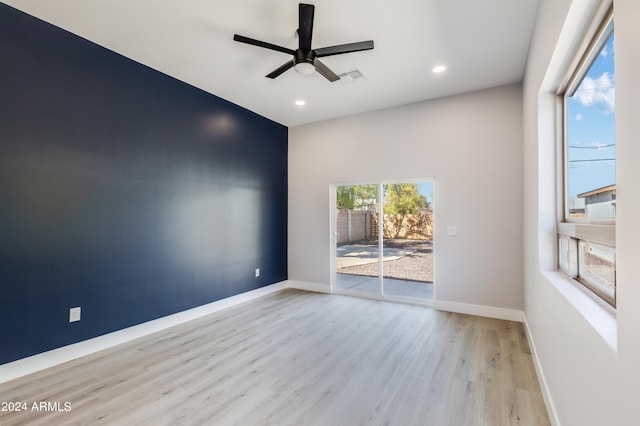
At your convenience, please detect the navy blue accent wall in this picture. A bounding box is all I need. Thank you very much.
[0,5,287,364]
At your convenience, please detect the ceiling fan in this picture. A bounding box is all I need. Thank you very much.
[233,3,374,82]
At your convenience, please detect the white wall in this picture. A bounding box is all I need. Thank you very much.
[289,84,524,311]
[523,0,640,425]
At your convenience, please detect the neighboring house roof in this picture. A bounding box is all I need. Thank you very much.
[577,184,616,198]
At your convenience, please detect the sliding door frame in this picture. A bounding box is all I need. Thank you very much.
[330,178,435,307]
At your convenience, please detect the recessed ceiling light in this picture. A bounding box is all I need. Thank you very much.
[432,65,446,73]
[295,100,306,106]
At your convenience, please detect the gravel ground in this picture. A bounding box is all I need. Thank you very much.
[337,239,433,282]
[582,251,615,290]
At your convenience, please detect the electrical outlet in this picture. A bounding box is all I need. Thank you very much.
[255,268,260,278]
[69,307,81,323]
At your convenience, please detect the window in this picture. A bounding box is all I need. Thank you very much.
[558,10,616,308]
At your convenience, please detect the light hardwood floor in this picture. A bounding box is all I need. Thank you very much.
[0,290,550,426]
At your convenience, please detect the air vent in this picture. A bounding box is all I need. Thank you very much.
[339,69,366,83]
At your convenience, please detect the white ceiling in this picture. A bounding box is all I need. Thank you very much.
[3,0,539,127]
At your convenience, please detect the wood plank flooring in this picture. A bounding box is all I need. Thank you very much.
[0,290,550,425]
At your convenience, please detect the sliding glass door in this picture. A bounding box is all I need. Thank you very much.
[379,182,434,300]
[334,184,380,295]
[334,180,434,302]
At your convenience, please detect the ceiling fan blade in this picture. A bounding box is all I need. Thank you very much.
[313,59,340,82]
[233,34,295,56]
[266,60,295,79]
[315,40,374,57]
[298,3,314,50]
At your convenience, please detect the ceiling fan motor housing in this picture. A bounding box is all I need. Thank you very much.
[295,49,315,65]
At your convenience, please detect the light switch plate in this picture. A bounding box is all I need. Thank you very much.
[447,226,457,236]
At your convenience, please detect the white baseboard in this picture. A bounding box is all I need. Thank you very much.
[0,282,528,385]
[435,299,524,322]
[286,280,331,293]
[523,315,561,426]
[287,281,522,322]
[0,281,287,384]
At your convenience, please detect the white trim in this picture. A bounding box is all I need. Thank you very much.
[434,299,524,322]
[523,314,561,426]
[0,281,287,384]
[286,280,331,293]
[378,183,384,295]
[329,184,338,293]
[542,269,617,350]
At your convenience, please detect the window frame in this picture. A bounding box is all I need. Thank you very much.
[557,8,616,309]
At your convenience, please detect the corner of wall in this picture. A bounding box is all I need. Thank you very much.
[522,313,561,426]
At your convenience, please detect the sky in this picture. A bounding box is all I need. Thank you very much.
[418,181,433,206]
[566,29,615,197]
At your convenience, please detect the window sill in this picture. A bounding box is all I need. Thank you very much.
[542,269,617,351]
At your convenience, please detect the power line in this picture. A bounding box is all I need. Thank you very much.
[568,158,615,163]
[569,143,615,149]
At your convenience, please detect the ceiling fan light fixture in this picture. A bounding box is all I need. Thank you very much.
[294,62,316,75]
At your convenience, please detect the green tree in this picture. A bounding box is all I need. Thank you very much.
[384,184,428,214]
[336,184,378,210]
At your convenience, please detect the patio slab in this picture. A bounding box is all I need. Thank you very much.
[336,273,433,300]
[336,244,414,268]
